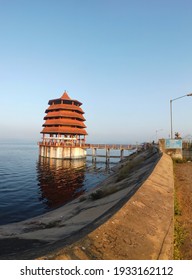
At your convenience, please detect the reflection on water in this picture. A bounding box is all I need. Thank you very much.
[0,142,121,225]
[37,157,86,209]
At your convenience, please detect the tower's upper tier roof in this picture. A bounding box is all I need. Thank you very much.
[48,91,82,106]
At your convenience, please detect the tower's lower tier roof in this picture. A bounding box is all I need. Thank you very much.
[45,104,84,114]
[43,119,86,128]
[41,127,88,135]
[44,111,85,121]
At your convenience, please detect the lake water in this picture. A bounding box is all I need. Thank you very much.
[0,141,133,225]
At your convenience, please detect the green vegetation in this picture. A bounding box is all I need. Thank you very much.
[172,158,186,164]
[88,150,158,201]
[89,189,104,200]
[43,220,61,228]
[89,184,121,200]
[174,192,181,216]
[89,153,151,200]
[116,158,143,183]
[174,219,186,260]
[174,191,186,260]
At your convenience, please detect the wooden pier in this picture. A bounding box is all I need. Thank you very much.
[38,141,138,162]
[84,144,138,162]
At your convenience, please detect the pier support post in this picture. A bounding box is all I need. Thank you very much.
[120,149,124,161]
[106,148,110,163]
[92,148,97,162]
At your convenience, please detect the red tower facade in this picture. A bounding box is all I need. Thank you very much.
[39,91,88,159]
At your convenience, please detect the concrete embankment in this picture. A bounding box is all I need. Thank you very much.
[0,148,173,260]
[40,152,174,260]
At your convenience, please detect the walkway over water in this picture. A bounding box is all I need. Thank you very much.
[84,144,138,161]
[84,144,137,150]
[39,141,137,149]
[38,141,139,161]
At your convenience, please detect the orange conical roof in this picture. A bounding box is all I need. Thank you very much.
[60,91,71,100]
[48,91,82,106]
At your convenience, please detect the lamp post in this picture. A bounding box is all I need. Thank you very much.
[170,93,192,139]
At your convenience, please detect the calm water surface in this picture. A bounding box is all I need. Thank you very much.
[0,142,132,225]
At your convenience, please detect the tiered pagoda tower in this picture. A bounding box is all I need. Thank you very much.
[39,91,88,159]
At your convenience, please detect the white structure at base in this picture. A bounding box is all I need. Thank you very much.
[39,145,87,159]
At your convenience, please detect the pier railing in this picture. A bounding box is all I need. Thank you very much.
[38,141,137,150]
[84,144,137,150]
[84,144,138,161]
[38,141,139,161]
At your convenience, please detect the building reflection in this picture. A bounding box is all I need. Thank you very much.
[36,156,86,209]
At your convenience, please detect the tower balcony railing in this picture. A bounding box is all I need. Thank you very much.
[38,140,86,148]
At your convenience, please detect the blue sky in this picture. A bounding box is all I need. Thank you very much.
[0,0,192,143]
